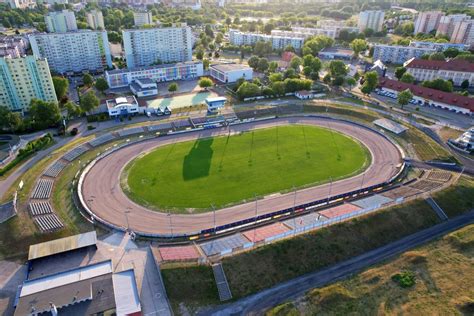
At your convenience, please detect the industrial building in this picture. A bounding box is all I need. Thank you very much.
[209,63,253,83]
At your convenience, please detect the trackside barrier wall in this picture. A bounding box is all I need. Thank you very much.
[77,115,406,238]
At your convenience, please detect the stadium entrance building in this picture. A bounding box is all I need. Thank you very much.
[106,96,139,117]
[205,96,226,112]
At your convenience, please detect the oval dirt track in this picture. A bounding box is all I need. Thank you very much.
[81,116,403,236]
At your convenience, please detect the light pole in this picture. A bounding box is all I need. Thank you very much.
[253,193,258,243]
[124,210,131,232]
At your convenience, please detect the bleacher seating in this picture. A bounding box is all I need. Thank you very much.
[62,145,89,162]
[29,201,53,216]
[147,122,173,132]
[88,133,116,147]
[408,180,443,192]
[43,161,67,178]
[118,127,145,137]
[172,119,192,129]
[34,214,63,232]
[32,179,54,199]
[426,170,452,183]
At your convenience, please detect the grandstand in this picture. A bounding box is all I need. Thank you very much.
[88,133,117,147]
[31,178,54,199]
[43,161,67,178]
[33,213,64,232]
[147,122,173,133]
[29,201,53,216]
[117,126,145,137]
[62,145,89,162]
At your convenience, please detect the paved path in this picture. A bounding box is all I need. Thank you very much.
[204,210,474,316]
[80,116,402,236]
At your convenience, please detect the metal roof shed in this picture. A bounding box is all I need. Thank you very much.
[28,231,97,261]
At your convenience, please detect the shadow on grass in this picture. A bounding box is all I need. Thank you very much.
[183,138,214,181]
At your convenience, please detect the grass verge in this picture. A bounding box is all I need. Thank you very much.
[433,176,474,218]
[267,223,474,315]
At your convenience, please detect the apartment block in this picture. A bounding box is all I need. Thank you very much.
[133,12,153,27]
[122,26,192,68]
[404,58,474,87]
[0,36,28,58]
[358,10,385,33]
[451,19,474,46]
[409,41,469,52]
[228,30,305,50]
[0,56,57,112]
[414,11,443,34]
[436,14,470,38]
[7,0,35,9]
[372,44,435,64]
[29,31,113,74]
[86,10,105,30]
[105,61,203,88]
[45,10,78,33]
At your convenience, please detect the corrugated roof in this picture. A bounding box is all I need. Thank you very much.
[20,260,112,297]
[28,231,97,261]
[379,78,474,112]
[112,269,142,316]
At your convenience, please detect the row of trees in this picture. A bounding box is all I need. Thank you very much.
[236,77,312,100]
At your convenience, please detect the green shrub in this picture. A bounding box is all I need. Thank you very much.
[391,271,416,288]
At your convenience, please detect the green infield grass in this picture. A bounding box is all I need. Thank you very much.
[124,125,370,212]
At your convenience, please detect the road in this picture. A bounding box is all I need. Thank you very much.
[204,210,474,316]
[80,116,402,236]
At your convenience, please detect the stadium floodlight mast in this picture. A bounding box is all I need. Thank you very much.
[253,193,258,243]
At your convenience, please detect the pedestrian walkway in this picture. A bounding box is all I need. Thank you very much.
[426,197,448,221]
[212,263,233,302]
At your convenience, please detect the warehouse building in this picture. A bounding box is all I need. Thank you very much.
[209,63,253,83]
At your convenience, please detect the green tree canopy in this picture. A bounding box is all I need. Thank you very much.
[257,58,269,72]
[28,99,61,130]
[422,78,453,92]
[52,76,69,101]
[236,82,261,100]
[290,56,303,71]
[395,67,407,80]
[79,91,99,114]
[168,82,178,93]
[302,35,334,56]
[83,74,94,87]
[328,60,347,79]
[95,77,109,93]
[400,72,415,84]
[248,55,260,70]
[397,89,413,109]
[65,101,82,119]
[198,77,213,90]
[350,38,368,56]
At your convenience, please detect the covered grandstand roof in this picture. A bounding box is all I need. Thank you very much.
[28,231,97,261]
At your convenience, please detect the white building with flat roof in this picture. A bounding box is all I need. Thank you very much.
[123,25,192,68]
[358,10,385,32]
[29,30,113,74]
[372,44,435,64]
[106,96,139,117]
[229,30,304,50]
[45,10,78,33]
[404,58,474,87]
[133,11,153,27]
[210,63,253,83]
[106,61,203,88]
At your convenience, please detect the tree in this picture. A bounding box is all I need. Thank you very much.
[168,82,178,93]
[428,52,445,61]
[283,68,298,79]
[350,38,367,57]
[198,77,213,90]
[65,101,81,118]
[290,56,302,71]
[28,99,61,130]
[443,47,460,59]
[95,77,109,93]
[215,33,224,45]
[395,67,407,80]
[271,81,286,95]
[323,73,331,84]
[332,76,345,86]
[263,22,274,34]
[203,59,210,70]
[253,40,272,57]
[461,79,470,90]
[248,55,260,70]
[302,35,334,56]
[83,73,94,87]
[360,71,378,95]
[268,61,278,73]
[269,73,283,83]
[236,82,261,100]
[400,72,415,84]
[195,48,204,60]
[52,76,69,101]
[346,77,356,90]
[0,106,22,132]
[328,60,347,79]
[257,58,269,72]
[422,78,453,92]
[79,91,99,114]
[397,89,413,110]
[283,78,312,92]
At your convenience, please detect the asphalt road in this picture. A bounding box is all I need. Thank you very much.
[204,210,474,316]
[80,116,402,236]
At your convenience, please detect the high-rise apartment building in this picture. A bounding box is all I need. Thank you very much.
[133,12,153,27]
[451,19,474,46]
[45,10,78,33]
[414,11,443,34]
[29,31,113,74]
[436,14,469,38]
[358,10,385,32]
[372,44,436,64]
[7,0,35,9]
[122,26,192,68]
[86,10,105,30]
[0,56,57,112]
